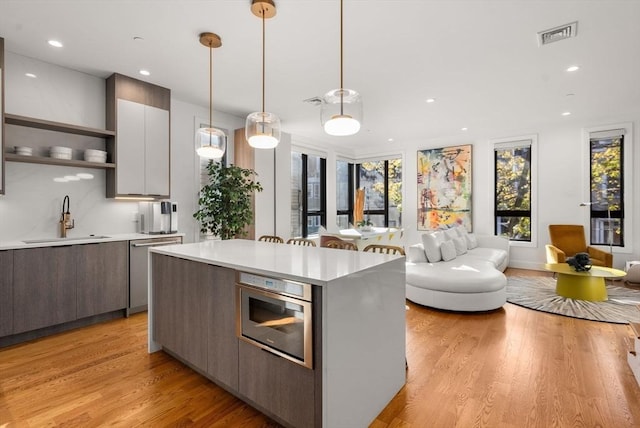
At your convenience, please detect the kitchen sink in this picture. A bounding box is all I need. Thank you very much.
[22,235,111,244]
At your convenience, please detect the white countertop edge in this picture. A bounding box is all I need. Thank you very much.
[0,232,185,250]
[149,240,404,286]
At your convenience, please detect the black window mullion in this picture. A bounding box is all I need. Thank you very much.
[384,160,390,227]
[301,154,309,238]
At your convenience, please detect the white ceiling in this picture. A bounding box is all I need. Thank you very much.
[1,0,639,153]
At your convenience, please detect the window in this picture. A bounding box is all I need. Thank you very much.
[197,124,228,241]
[336,160,354,229]
[589,129,624,247]
[356,158,402,227]
[494,139,532,241]
[291,152,326,237]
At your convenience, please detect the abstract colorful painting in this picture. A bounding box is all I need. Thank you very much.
[417,144,472,231]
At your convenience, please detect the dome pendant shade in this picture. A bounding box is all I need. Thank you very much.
[196,127,226,159]
[246,111,281,149]
[321,88,362,136]
[196,32,226,159]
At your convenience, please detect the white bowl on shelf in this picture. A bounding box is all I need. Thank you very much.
[83,149,107,163]
[15,146,33,156]
[50,146,73,160]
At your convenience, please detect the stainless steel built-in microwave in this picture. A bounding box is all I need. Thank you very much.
[235,272,313,369]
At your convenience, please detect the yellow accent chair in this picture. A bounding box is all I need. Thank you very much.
[545,225,612,268]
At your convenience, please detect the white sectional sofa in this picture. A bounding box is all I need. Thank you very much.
[405,226,510,311]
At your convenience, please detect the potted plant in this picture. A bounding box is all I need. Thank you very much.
[193,161,263,240]
[356,218,373,232]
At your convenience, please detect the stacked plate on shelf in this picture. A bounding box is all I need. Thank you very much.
[14,146,33,156]
[50,146,73,160]
[84,149,107,163]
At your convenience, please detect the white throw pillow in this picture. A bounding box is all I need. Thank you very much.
[407,244,428,263]
[466,233,478,249]
[422,233,442,263]
[440,240,457,261]
[443,228,459,241]
[453,236,467,255]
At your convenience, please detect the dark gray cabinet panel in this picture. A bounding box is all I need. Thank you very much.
[238,340,316,428]
[207,266,238,390]
[0,250,13,336]
[13,246,76,334]
[152,253,209,372]
[76,241,128,318]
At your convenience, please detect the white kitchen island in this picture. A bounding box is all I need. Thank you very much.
[148,239,406,428]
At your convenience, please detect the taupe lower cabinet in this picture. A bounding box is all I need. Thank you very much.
[152,254,238,387]
[76,242,128,319]
[8,241,128,337]
[0,250,13,336]
[13,246,76,334]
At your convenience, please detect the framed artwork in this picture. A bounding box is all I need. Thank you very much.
[417,144,472,231]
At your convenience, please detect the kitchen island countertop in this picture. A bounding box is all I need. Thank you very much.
[149,238,403,286]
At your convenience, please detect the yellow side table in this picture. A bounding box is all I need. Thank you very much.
[544,263,627,302]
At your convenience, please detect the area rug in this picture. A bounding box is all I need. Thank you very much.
[506,276,640,324]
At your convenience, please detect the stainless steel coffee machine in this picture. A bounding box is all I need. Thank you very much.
[139,201,178,234]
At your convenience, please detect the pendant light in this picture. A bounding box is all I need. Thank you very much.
[246,0,281,149]
[196,32,226,159]
[321,0,362,136]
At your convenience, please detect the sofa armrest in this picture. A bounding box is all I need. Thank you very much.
[545,244,566,263]
[586,246,613,268]
[475,234,509,252]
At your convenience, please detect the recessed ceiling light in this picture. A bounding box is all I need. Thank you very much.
[25,73,37,78]
[562,111,571,116]
[566,65,580,72]
[388,138,394,142]
[461,127,468,131]
[426,98,436,103]
[48,40,63,48]
[139,69,151,76]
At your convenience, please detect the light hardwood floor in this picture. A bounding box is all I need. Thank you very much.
[1,268,639,427]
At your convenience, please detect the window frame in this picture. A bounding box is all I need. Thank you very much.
[583,123,633,253]
[490,134,538,248]
[355,157,402,228]
[336,159,355,228]
[293,152,327,238]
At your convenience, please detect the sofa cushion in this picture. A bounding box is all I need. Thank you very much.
[407,243,428,263]
[406,260,506,293]
[441,240,457,261]
[465,233,478,249]
[422,232,444,263]
[466,247,508,268]
[453,237,467,255]
[444,228,459,241]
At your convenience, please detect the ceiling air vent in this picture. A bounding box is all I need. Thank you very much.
[537,21,578,46]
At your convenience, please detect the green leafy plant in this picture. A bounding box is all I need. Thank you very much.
[356,218,373,228]
[193,161,263,240]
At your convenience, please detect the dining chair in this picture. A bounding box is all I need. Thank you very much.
[258,235,284,243]
[286,238,317,247]
[325,240,358,251]
[363,244,405,256]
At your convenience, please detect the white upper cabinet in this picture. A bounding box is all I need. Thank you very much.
[107,73,170,199]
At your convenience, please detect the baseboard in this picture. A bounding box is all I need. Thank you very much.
[507,260,547,271]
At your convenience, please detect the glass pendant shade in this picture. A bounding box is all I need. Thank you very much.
[321,88,362,136]
[196,126,226,159]
[245,111,281,149]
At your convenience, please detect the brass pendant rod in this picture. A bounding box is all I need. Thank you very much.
[209,44,213,129]
[339,0,344,115]
[262,9,266,114]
